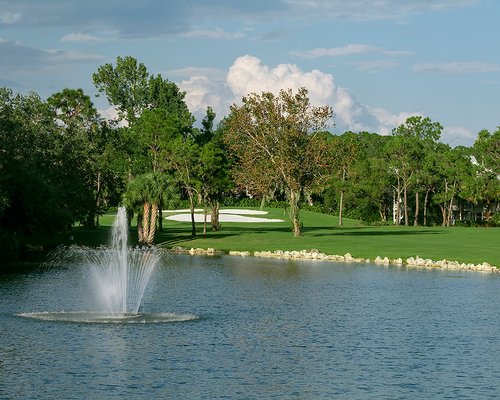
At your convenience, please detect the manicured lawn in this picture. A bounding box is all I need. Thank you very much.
[69,208,500,266]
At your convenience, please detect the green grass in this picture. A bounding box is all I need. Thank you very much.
[68,207,500,267]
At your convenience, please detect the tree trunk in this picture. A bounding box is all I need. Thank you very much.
[145,203,157,245]
[338,190,344,226]
[203,206,208,237]
[379,202,387,222]
[158,203,163,232]
[211,201,220,231]
[414,191,419,226]
[188,189,196,237]
[137,211,144,245]
[423,189,430,226]
[260,194,266,211]
[403,180,408,226]
[395,177,401,226]
[440,204,447,227]
[95,171,101,227]
[137,202,152,246]
[339,167,346,226]
[288,189,302,237]
[447,191,455,227]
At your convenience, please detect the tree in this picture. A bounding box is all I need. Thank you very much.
[47,88,110,227]
[465,129,500,221]
[473,128,500,174]
[132,106,194,233]
[93,56,149,125]
[390,116,442,225]
[146,74,194,126]
[224,88,333,236]
[0,88,94,233]
[323,132,359,225]
[198,141,231,234]
[123,173,172,246]
[164,136,201,237]
[194,107,232,233]
[94,58,196,235]
[432,144,472,226]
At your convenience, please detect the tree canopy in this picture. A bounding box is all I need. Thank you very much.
[224,87,333,236]
[1,56,499,255]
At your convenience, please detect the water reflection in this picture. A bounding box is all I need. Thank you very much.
[1,255,500,399]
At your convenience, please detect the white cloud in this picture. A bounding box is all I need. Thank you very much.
[442,126,476,145]
[293,44,413,59]
[368,107,419,135]
[226,55,336,106]
[225,55,417,134]
[98,106,128,127]
[167,66,225,80]
[60,32,102,42]
[0,12,21,24]
[179,75,231,118]
[414,61,500,74]
[177,54,415,135]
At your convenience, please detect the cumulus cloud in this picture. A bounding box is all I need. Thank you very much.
[226,55,335,106]
[179,75,232,119]
[226,55,420,134]
[168,67,226,80]
[367,107,418,135]
[178,54,416,135]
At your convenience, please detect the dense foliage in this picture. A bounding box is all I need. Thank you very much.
[0,56,498,253]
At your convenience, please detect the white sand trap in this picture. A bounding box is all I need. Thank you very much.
[163,208,269,215]
[164,208,284,223]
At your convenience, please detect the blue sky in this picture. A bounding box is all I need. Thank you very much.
[1,0,499,146]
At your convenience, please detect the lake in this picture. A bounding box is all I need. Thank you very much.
[1,254,500,399]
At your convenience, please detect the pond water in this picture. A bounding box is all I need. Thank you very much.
[1,254,500,399]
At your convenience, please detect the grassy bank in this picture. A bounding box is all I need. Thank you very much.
[66,208,499,267]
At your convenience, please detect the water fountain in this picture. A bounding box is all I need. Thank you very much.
[90,207,158,316]
[19,207,196,323]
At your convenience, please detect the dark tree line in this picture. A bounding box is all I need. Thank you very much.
[1,56,499,251]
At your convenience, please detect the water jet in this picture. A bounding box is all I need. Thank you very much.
[20,207,196,324]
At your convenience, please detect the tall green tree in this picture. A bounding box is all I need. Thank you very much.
[466,129,500,221]
[47,88,110,227]
[93,56,149,125]
[390,116,442,225]
[164,136,201,237]
[0,88,96,233]
[323,132,359,225]
[224,88,333,236]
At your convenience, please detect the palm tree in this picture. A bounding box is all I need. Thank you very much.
[123,173,172,246]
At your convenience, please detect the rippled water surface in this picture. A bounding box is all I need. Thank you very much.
[1,254,500,399]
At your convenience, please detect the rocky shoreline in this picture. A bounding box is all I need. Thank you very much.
[168,246,498,273]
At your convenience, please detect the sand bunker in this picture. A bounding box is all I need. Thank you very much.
[164,209,284,223]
